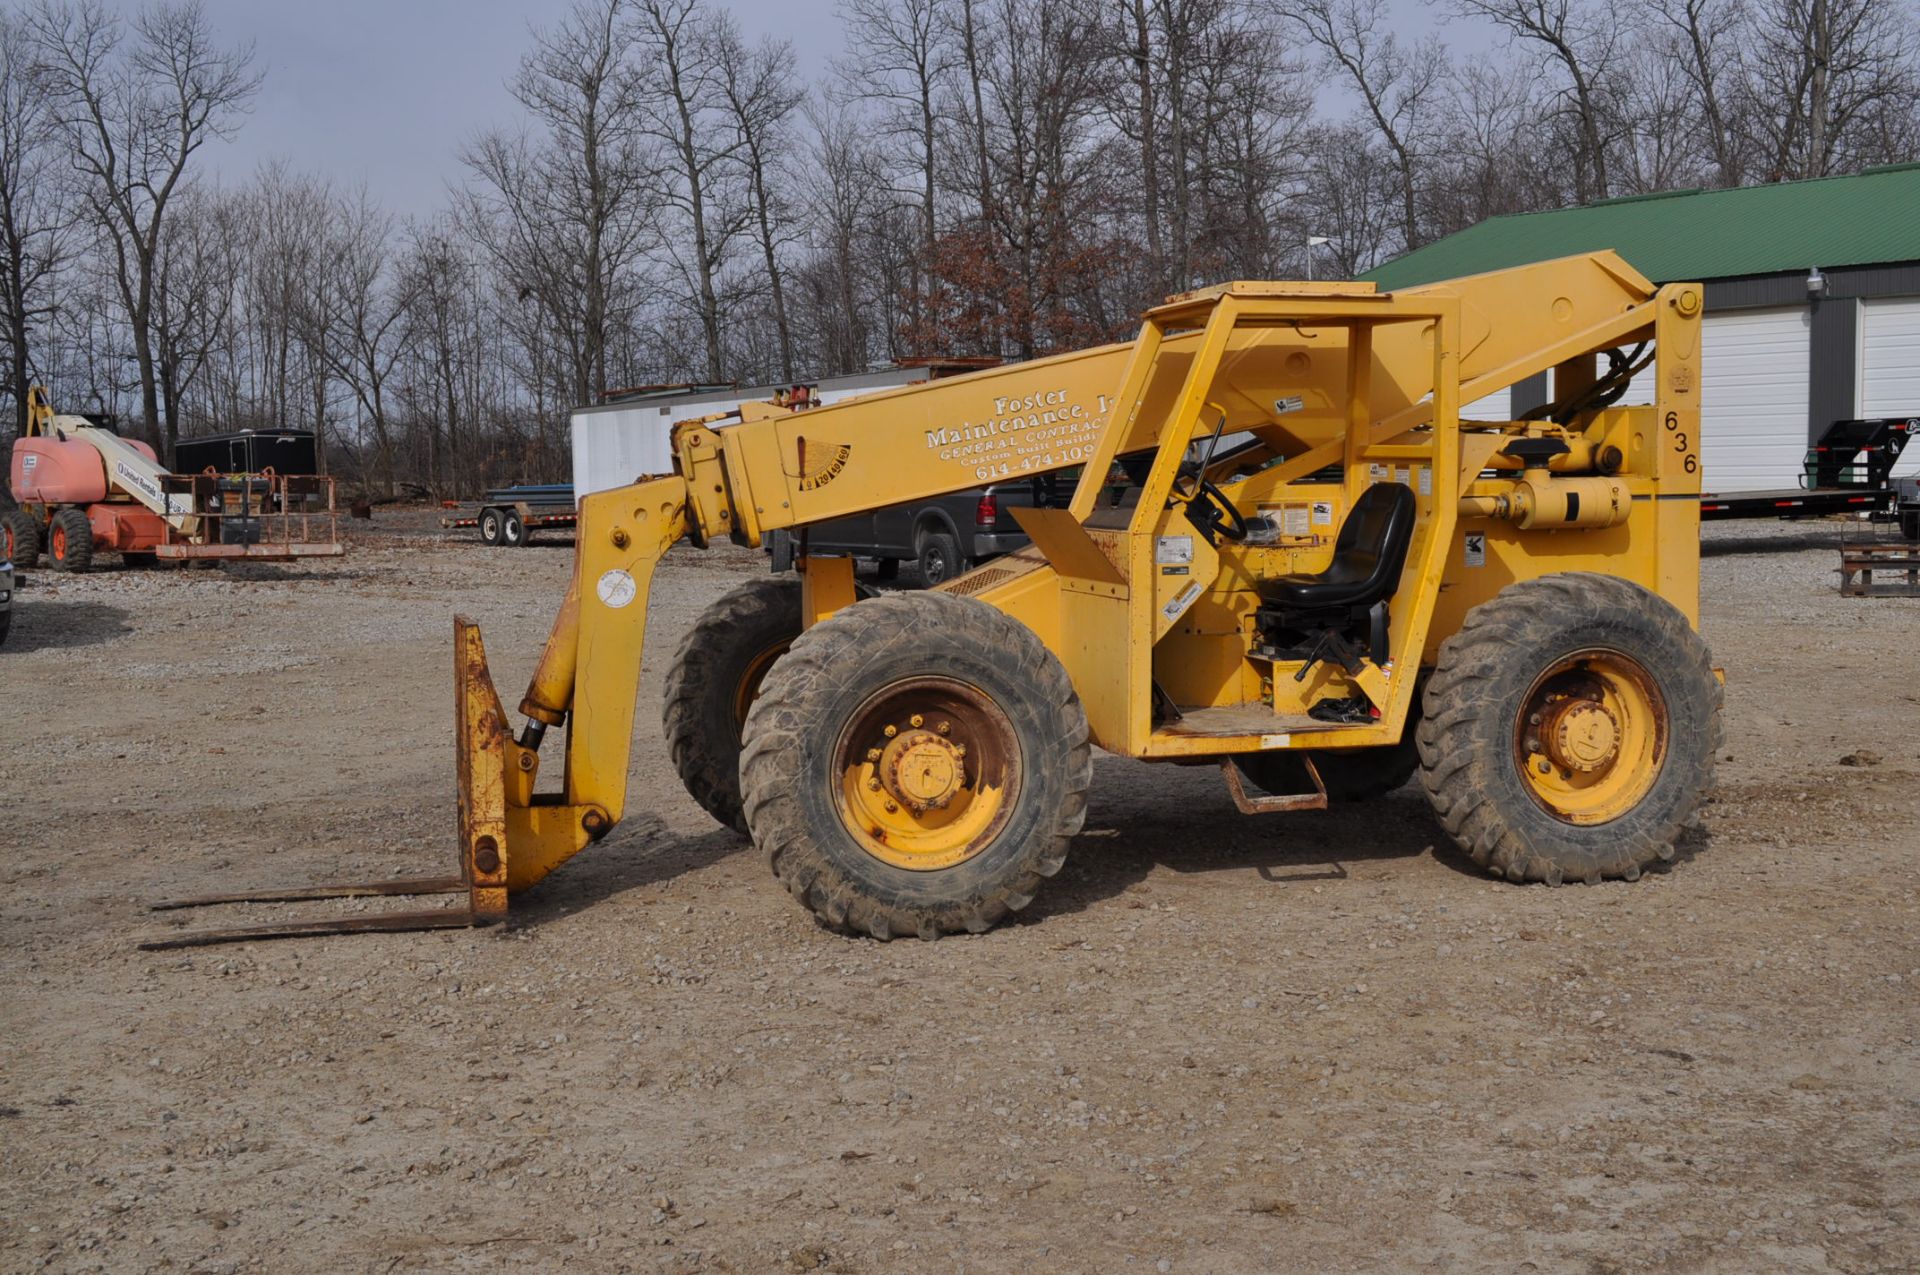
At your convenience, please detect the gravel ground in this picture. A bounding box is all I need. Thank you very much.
[1,511,1916,1274]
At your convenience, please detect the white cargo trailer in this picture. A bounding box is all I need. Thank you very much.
[570,367,953,499]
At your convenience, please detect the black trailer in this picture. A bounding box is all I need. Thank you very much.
[442,484,577,547]
[174,429,321,477]
[1700,417,1919,539]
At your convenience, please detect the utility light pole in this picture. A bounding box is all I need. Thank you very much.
[1306,236,1332,281]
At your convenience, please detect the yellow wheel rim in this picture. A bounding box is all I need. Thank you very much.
[732,643,789,727]
[1514,649,1667,825]
[832,676,1020,871]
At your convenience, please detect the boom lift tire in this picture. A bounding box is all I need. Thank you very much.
[664,576,813,833]
[740,592,1092,939]
[47,508,93,573]
[478,508,505,546]
[1416,573,1720,885]
[3,510,41,566]
[916,529,962,585]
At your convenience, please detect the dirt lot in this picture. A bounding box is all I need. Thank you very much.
[2,512,1916,1274]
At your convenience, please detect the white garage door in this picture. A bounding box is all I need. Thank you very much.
[1698,308,1812,493]
[1462,386,1512,420]
[1859,297,1920,476]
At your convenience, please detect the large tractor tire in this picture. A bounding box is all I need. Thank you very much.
[1417,572,1720,885]
[3,510,41,566]
[47,508,94,573]
[740,592,1092,939]
[665,575,881,831]
[664,576,812,833]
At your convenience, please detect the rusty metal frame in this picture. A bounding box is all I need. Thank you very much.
[1219,755,1329,813]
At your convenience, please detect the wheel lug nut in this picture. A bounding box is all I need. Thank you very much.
[867,777,881,791]
[883,725,897,738]
[910,714,924,728]
[1536,759,1552,774]
[1528,712,1542,725]
[953,744,966,758]
[884,800,898,813]
[866,748,881,762]
[937,721,950,735]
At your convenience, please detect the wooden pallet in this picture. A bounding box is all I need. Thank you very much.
[1838,540,1920,597]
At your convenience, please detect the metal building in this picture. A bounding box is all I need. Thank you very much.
[570,362,996,498]
[1365,164,1920,492]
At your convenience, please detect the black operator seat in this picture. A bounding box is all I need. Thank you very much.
[1260,482,1417,610]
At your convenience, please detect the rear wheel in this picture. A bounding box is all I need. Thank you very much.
[664,577,810,834]
[1417,573,1720,884]
[3,510,41,566]
[917,529,962,585]
[47,509,93,573]
[478,508,505,546]
[502,510,527,547]
[741,592,1091,939]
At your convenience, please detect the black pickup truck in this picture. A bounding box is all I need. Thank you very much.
[777,473,1076,584]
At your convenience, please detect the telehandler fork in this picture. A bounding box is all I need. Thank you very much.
[144,251,1721,947]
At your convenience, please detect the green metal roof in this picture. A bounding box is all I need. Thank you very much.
[1364,164,1920,289]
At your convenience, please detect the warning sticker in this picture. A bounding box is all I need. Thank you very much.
[1418,466,1432,496]
[1464,532,1487,567]
[1281,506,1310,536]
[1311,500,1334,527]
[1160,579,1203,624]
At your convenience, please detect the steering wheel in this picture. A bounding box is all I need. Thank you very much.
[1182,477,1248,544]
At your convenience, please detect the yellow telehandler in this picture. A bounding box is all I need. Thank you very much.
[146,251,1721,947]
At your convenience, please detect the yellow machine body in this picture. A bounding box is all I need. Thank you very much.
[452,251,1705,897]
[142,250,1715,947]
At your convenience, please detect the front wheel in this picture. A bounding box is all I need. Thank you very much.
[3,510,41,566]
[1418,573,1720,884]
[478,508,505,546]
[741,592,1091,939]
[48,509,94,573]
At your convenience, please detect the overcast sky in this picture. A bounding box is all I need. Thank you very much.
[133,0,1481,218]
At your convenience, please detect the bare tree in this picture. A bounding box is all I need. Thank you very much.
[632,0,743,383]
[310,193,415,496]
[1745,0,1920,179]
[461,0,654,407]
[28,0,260,461]
[149,185,238,444]
[0,7,74,444]
[837,0,950,342]
[715,20,803,382]
[1283,0,1445,251]
[1644,0,1749,185]
[1451,0,1619,201]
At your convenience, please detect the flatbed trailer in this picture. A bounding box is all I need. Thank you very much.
[1699,417,1919,538]
[442,484,577,547]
